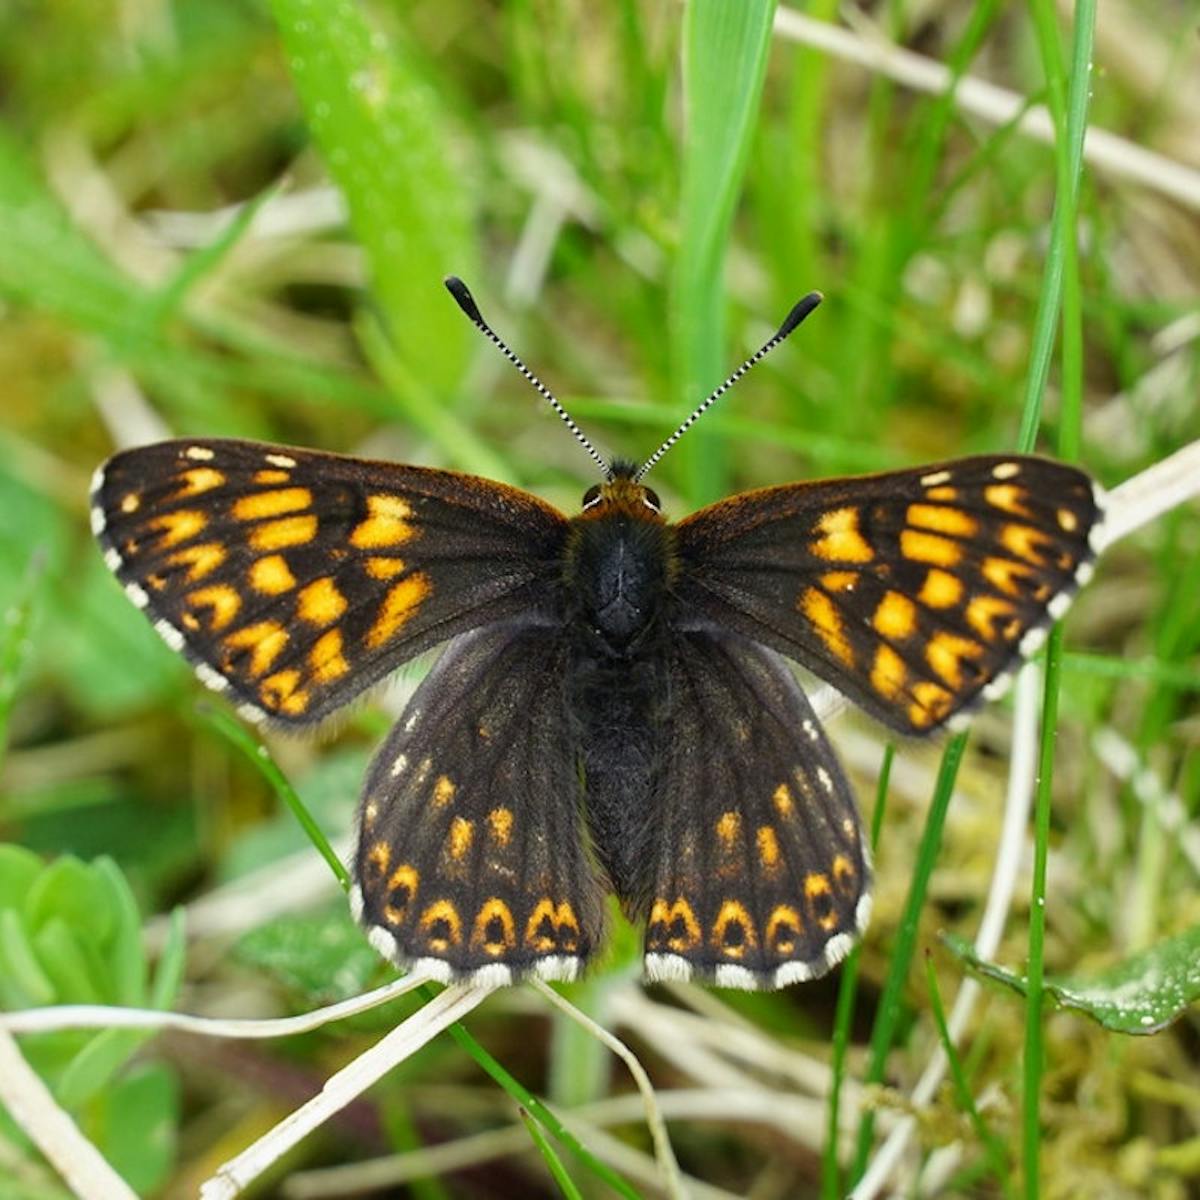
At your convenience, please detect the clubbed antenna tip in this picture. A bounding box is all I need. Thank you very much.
[777,291,823,340]
[444,274,612,479]
[634,289,824,482]
[444,275,483,325]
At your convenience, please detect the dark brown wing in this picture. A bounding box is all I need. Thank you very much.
[675,455,1104,735]
[91,439,568,724]
[353,621,606,984]
[643,631,870,989]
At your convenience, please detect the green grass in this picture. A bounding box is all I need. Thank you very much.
[0,1,1197,1197]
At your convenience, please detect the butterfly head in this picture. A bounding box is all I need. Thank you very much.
[580,460,662,519]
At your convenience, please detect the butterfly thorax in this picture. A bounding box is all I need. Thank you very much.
[565,469,676,656]
[560,468,677,903]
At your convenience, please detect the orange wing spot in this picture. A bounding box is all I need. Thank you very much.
[351,494,417,549]
[297,577,347,626]
[772,784,794,816]
[1057,507,1079,532]
[471,898,517,954]
[984,483,1033,516]
[925,485,958,501]
[232,487,312,522]
[756,826,782,873]
[715,811,741,848]
[250,554,296,595]
[870,644,908,701]
[804,873,839,932]
[918,568,963,608]
[810,506,874,563]
[178,467,226,496]
[872,590,918,640]
[151,509,207,548]
[223,621,289,677]
[1000,523,1052,564]
[908,681,954,729]
[364,556,408,580]
[366,841,391,876]
[648,898,702,953]
[800,588,855,667]
[432,776,457,808]
[926,632,983,689]
[383,864,419,924]
[310,628,349,684]
[966,594,1020,641]
[900,529,962,567]
[250,515,317,551]
[820,571,858,592]
[487,806,513,845]
[525,899,580,952]
[907,503,978,538]
[712,899,758,958]
[120,492,141,513]
[253,469,291,484]
[446,817,474,862]
[766,905,803,953]
[259,669,309,716]
[832,854,856,894]
[186,584,241,631]
[367,572,432,649]
[181,613,199,632]
[982,555,1034,596]
[167,541,226,582]
[419,900,463,951]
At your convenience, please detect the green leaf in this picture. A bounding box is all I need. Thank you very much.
[150,908,187,1012]
[95,1061,180,1196]
[0,908,56,1007]
[944,927,1200,1035]
[269,0,478,396]
[235,908,382,1004]
[93,858,147,1008]
[0,550,43,770]
[25,856,113,942]
[58,1028,150,1110]
[31,917,109,1008]
[0,844,43,914]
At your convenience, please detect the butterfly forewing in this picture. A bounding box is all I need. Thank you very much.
[353,622,606,984]
[643,631,870,989]
[676,455,1104,735]
[91,439,569,724]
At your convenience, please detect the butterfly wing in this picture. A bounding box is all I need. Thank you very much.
[91,439,569,724]
[353,620,606,984]
[675,455,1104,734]
[641,630,869,989]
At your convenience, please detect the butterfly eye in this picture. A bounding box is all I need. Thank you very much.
[582,484,602,509]
[643,487,661,512]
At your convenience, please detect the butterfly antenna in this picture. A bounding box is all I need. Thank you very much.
[634,291,824,482]
[445,276,612,479]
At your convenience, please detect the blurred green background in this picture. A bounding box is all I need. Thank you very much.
[0,1,1198,1197]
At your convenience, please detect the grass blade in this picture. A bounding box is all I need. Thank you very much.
[851,731,967,1181]
[269,0,478,395]
[672,0,777,504]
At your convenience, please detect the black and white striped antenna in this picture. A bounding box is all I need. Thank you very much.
[634,291,824,482]
[444,276,612,479]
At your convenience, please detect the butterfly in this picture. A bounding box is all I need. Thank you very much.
[90,279,1105,990]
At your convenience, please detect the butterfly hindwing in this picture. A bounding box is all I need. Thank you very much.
[676,455,1104,734]
[91,439,569,725]
[642,630,870,989]
[353,621,607,984]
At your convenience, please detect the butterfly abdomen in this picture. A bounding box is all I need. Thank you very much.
[564,504,677,905]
